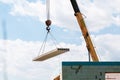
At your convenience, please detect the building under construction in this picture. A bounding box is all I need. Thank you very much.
[62,62,120,80]
[33,0,120,80]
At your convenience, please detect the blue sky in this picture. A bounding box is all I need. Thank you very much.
[0,0,120,80]
[0,1,82,44]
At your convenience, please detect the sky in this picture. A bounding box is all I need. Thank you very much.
[0,0,120,80]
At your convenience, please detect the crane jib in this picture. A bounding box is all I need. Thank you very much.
[70,0,80,13]
[70,0,99,61]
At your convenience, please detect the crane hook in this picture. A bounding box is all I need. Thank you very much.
[45,20,52,32]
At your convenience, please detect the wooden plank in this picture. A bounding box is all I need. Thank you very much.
[33,48,69,61]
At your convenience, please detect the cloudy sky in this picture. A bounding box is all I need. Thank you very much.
[0,0,120,80]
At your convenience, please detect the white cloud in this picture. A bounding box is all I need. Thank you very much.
[0,0,120,79]
[0,34,120,79]
[10,0,46,19]
[0,0,120,32]
[94,34,120,61]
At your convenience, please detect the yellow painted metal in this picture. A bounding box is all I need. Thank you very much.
[75,12,99,61]
[33,48,69,61]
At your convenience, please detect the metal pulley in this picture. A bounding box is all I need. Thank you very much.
[45,19,52,32]
[45,19,51,27]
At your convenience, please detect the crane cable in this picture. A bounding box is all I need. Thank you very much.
[37,31,62,56]
[38,32,48,56]
[45,0,58,47]
[46,0,50,20]
[45,1,62,73]
[37,0,61,56]
[45,0,51,32]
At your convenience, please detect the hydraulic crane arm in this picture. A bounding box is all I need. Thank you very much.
[70,0,99,61]
[53,0,99,80]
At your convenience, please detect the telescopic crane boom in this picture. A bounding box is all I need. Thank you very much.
[70,0,99,61]
[53,0,99,80]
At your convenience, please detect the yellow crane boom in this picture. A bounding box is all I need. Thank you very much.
[70,0,99,61]
[54,0,99,79]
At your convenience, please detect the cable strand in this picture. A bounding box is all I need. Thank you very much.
[46,0,50,20]
[49,32,62,48]
[38,32,49,56]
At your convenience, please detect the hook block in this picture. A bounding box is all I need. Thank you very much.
[45,20,52,27]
